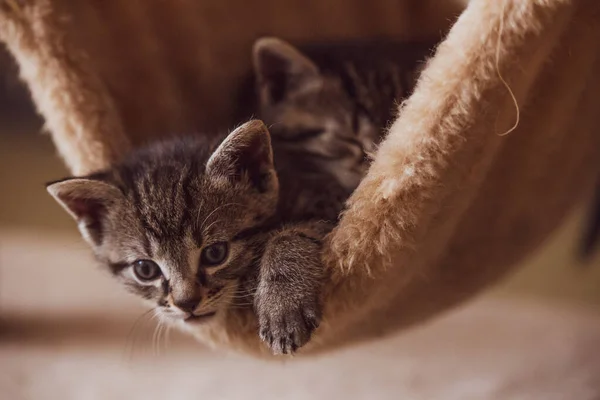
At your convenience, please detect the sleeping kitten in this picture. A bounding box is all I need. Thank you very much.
[249,37,432,191]
[46,38,430,355]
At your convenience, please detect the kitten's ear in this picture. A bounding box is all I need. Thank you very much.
[46,177,123,246]
[253,37,319,105]
[206,120,277,193]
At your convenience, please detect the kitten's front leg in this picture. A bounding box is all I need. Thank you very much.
[255,221,331,355]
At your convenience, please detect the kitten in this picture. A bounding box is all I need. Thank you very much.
[46,38,429,355]
[47,120,331,355]
[248,37,432,191]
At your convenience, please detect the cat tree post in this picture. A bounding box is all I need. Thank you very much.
[0,0,129,175]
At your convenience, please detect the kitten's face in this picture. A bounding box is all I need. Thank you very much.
[47,121,278,325]
[253,38,378,188]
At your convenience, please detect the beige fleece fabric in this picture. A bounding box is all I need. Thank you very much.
[0,0,598,356]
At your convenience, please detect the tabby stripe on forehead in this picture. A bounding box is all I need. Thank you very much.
[116,171,155,255]
[170,168,186,238]
[169,172,180,218]
[143,212,170,242]
[180,164,196,239]
[130,186,159,254]
[340,64,378,124]
[339,61,409,129]
[140,173,174,240]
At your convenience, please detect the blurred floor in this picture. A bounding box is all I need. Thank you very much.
[1,123,600,399]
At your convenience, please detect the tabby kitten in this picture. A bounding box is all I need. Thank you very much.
[47,38,429,355]
[250,37,431,192]
[47,120,328,355]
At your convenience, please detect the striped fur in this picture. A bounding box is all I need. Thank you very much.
[253,38,432,192]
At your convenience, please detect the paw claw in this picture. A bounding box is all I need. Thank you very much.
[259,327,273,346]
[256,300,321,355]
[302,311,320,331]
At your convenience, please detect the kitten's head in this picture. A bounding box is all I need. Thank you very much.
[253,37,358,129]
[253,38,377,187]
[47,120,277,325]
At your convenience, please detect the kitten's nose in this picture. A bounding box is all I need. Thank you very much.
[174,296,201,313]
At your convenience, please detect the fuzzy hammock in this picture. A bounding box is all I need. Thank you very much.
[1,0,599,356]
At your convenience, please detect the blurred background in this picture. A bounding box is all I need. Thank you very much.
[1,8,600,400]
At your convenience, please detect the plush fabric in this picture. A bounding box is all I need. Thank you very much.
[1,0,598,356]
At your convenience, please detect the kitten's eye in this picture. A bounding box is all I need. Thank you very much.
[133,260,162,282]
[201,242,229,266]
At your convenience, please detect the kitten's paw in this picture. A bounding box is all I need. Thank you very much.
[257,298,321,355]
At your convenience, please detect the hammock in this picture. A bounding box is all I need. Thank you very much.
[1,0,598,356]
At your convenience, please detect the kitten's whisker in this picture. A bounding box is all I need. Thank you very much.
[151,321,159,357]
[232,300,255,306]
[232,295,256,301]
[202,219,221,237]
[235,285,257,293]
[225,303,254,309]
[199,294,222,311]
[221,298,254,308]
[194,199,206,230]
[229,298,255,306]
[157,322,166,356]
[164,325,173,351]
[230,303,254,309]
[233,287,257,296]
[198,202,244,231]
[155,322,161,356]
[123,308,154,363]
[149,309,165,357]
[231,292,255,299]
